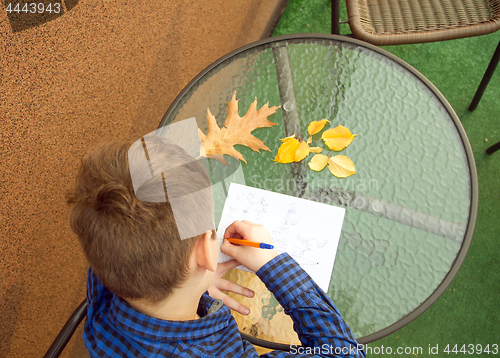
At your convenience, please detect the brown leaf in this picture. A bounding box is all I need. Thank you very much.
[199,93,279,163]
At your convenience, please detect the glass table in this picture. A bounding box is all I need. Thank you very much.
[158,34,478,348]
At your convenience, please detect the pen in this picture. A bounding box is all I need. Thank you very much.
[227,238,274,250]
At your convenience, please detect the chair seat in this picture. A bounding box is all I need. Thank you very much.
[347,0,500,45]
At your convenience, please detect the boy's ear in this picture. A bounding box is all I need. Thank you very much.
[193,230,217,272]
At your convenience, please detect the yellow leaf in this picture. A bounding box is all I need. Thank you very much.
[328,155,356,178]
[321,125,357,151]
[308,119,330,136]
[307,136,312,144]
[275,137,301,163]
[308,154,329,171]
[276,135,319,163]
[199,92,279,163]
[295,141,310,162]
[280,134,296,142]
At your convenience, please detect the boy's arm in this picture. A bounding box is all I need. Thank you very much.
[221,220,365,357]
[256,253,365,358]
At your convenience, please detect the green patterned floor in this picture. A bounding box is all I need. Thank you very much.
[273,0,500,354]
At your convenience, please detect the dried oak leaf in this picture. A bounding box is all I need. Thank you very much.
[308,153,356,178]
[199,93,279,164]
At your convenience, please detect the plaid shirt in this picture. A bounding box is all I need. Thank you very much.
[84,253,365,357]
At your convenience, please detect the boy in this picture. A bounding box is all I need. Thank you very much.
[66,137,365,357]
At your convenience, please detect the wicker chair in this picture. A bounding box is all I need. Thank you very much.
[331,0,500,110]
[341,0,500,46]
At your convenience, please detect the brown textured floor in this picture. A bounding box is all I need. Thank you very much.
[0,1,285,356]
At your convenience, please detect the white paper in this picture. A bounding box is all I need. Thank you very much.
[217,183,346,292]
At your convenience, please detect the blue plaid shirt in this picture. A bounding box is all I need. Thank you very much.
[84,253,365,357]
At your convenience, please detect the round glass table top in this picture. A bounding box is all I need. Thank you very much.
[158,34,477,344]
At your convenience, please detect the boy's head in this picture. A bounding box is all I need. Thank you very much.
[66,137,215,304]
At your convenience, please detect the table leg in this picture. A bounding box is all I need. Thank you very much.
[469,40,500,111]
[486,141,500,154]
[331,0,340,35]
[303,187,466,243]
[272,45,307,197]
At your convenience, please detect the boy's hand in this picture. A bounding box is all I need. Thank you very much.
[221,220,279,273]
[208,259,255,315]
